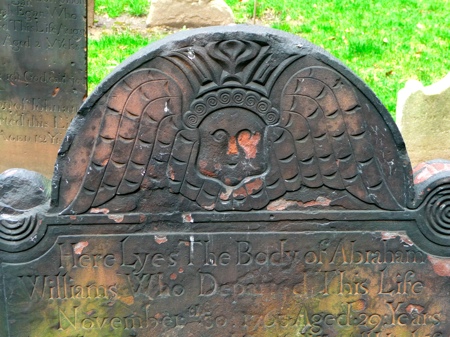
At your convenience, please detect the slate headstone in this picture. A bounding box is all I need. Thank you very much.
[0,0,87,177]
[1,26,450,337]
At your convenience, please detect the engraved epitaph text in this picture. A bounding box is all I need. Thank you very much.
[0,0,86,176]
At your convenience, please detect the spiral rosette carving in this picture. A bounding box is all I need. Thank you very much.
[184,112,199,128]
[265,109,279,125]
[219,91,231,104]
[425,184,450,239]
[193,102,207,116]
[232,90,245,104]
[0,214,40,247]
[184,89,280,129]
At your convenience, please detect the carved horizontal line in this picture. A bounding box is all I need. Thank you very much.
[47,210,418,226]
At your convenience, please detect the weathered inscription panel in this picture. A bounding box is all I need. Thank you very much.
[3,231,449,336]
[0,0,86,176]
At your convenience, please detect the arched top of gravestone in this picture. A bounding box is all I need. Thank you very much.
[52,25,413,215]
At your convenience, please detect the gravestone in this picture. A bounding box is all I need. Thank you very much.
[397,73,450,167]
[0,0,87,177]
[2,26,450,336]
[146,0,234,28]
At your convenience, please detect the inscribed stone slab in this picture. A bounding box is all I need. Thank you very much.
[0,0,86,177]
[1,26,450,337]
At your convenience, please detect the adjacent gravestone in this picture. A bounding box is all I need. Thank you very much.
[2,26,450,336]
[146,0,234,28]
[397,73,450,167]
[87,0,94,27]
[0,0,87,177]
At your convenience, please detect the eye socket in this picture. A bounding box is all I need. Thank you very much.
[211,129,228,142]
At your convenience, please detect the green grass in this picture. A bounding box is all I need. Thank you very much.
[227,0,450,116]
[95,0,148,17]
[88,34,160,91]
[89,0,450,116]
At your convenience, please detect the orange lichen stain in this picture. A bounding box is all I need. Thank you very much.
[154,313,163,319]
[120,296,135,305]
[227,136,238,155]
[267,196,331,211]
[238,131,261,159]
[401,236,414,246]
[52,87,60,97]
[170,273,177,280]
[73,241,89,255]
[219,191,231,201]
[182,213,194,223]
[381,232,413,246]
[245,178,263,194]
[70,215,77,220]
[381,232,398,241]
[267,198,298,211]
[154,235,168,244]
[220,186,234,200]
[86,309,96,316]
[199,167,216,178]
[428,255,450,276]
[406,304,424,315]
[233,186,248,199]
[168,166,175,180]
[90,208,110,214]
[178,267,184,273]
[300,196,331,207]
[108,214,124,223]
[413,161,450,185]
[352,299,366,311]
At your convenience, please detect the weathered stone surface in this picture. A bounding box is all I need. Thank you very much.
[0,168,50,214]
[0,0,87,177]
[146,0,234,28]
[1,26,450,337]
[397,73,450,167]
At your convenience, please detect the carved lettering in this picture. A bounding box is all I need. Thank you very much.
[0,0,85,174]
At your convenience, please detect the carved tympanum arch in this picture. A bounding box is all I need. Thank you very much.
[51,26,413,215]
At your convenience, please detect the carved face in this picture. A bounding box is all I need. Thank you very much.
[197,108,267,186]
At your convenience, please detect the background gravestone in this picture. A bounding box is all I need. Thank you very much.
[2,26,450,336]
[146,0,234,28]
[0,0,87,177]
[397,73,450,167]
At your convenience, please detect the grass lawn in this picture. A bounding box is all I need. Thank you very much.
[88,0,450,117]
[95,0,148,17]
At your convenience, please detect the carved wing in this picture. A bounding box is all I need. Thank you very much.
[62,69,183,214]
[280,67,402,210]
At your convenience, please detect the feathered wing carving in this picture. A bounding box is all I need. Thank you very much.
[60,41,404,214]
[280,66,402,210]
[62,69,183,214]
